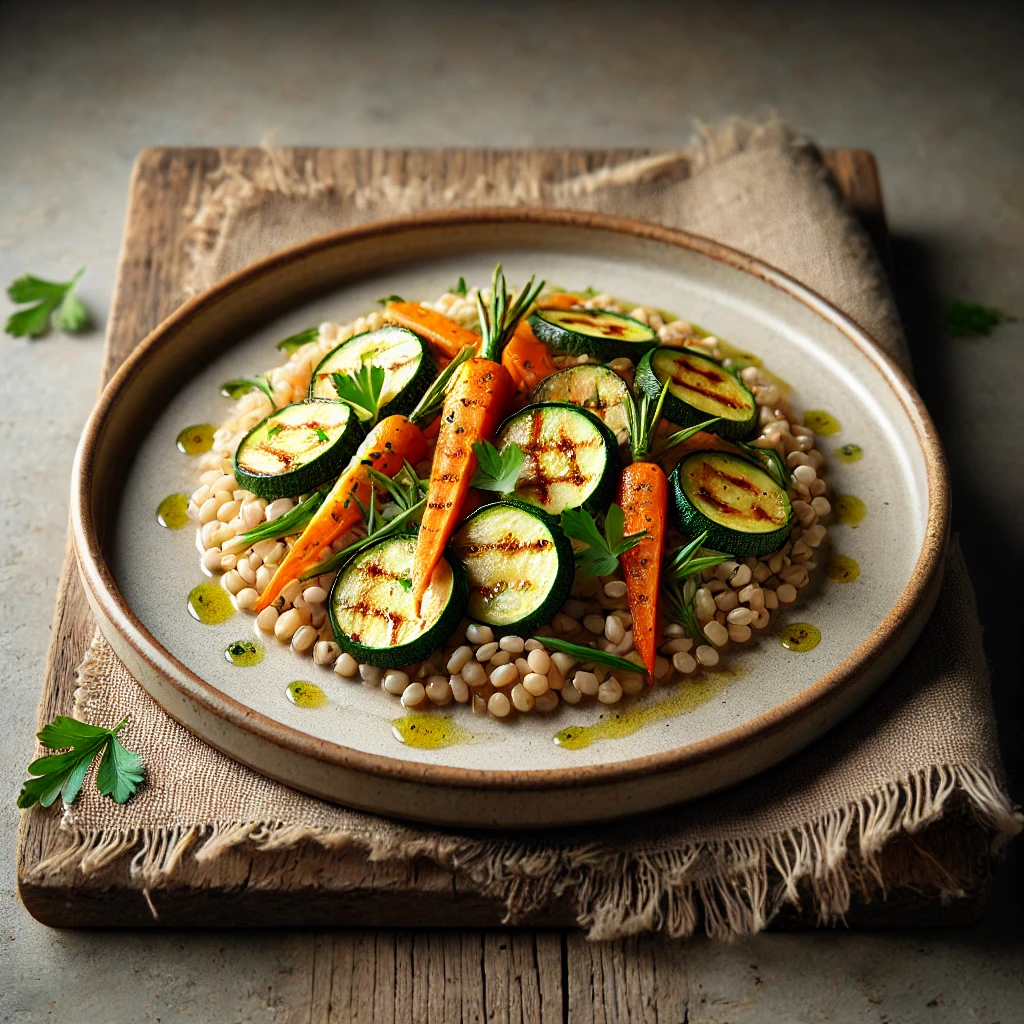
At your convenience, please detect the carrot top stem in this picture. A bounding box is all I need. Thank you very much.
[475,264,546,362]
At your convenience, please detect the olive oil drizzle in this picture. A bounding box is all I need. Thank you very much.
[176,423,215,454]
[553,672,738,750]
[802,410,841,436]
[825,553,861,583]
[156,493,189,529]
[225,639,264,667]
[286,681,328,708]
[833,443,863,463]
[833,494,867,527]
[187,582,235,624]
[391,714,478,749]
[779,623,821,652]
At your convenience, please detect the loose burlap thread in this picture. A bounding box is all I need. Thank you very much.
[37,123,1021,939]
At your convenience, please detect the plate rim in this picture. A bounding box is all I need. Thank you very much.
[72,207,950,793]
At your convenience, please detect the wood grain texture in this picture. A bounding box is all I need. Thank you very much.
[20,150,980,970]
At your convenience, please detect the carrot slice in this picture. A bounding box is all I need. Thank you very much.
[253,415,429,612]
[411,356,514,611]
[617,461,667,677]
[385,302,480,360]
[501,321,558,397]
[539,293,585,310]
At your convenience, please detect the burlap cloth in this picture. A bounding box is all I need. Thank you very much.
[39,123,1021,939]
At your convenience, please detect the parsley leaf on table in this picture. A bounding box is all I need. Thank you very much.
[6,268,91,338]
[18,716,144,809]
[560,504,646,577]
[470,440,525,494]
[941,301,1016,338]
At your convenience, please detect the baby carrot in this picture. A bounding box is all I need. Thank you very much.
[384,302,480,360]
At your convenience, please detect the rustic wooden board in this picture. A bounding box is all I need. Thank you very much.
[18,149,982,963]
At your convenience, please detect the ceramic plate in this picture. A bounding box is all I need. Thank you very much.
[72,211,948,828]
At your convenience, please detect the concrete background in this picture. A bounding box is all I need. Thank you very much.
[1,0,1021,1019]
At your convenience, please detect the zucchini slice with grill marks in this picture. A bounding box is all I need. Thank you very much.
[328,534,468,668]
[635,347,757,440]
[493,402,621,516]
[669,450,792,557]
[452,500,574,636]
[531,364,632,435]
[233,400,365,501]
[528,308,658,362]
[309,326,436,417]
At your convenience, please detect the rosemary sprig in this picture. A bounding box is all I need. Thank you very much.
[537,637,647,677]
[661,530,731,646]
[651,417,721,459]
[624,379,671,459]
[408,344,475,426]
[300,496,427,580]
[476,264,546,362]
[737,441,788,489]
[367,460,425,512]
[223,486,331,554]
[276,327,318,354]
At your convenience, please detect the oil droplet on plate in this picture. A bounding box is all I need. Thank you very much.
[187,582,235,624]
[225,639,264,667]
[833,443,863,463]
[803,410,841,435]
[553,671,739,750]
[826,553,861,583]
[287,681,328,708]
[176,423,215,454]
[156,493,189,529]
[834,494,867,527]
[391,714,477,749]
[779,622,821,652]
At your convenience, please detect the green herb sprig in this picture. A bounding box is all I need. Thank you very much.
[276,327,318,354]
[737,441,788,489]
[451,276,468,297]
[561,504,645,578]
[661,530,731,646]
[941,301,1016,338]
[6,269,90,338]
[651,417,721,459]
[377,294,405,306]
[408,344,475,426]
[224,485,330,553]
[476,264,545,362]
[537,637,646,677]
[220,375,277,408]
[19,716,143,809]
[331,361,386,424]
[470,440,525,494]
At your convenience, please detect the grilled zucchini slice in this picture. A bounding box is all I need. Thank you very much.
[493,402,621,516]
[670,450,792,557]
[531,364,632,435]
[328,534,468,668]
[233,400,365,501]
[528,308,658,362]
[452,500,574,636]
[635,347,757,440]
[309,326,436,417]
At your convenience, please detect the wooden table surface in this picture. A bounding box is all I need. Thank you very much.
[16,145,982,1020]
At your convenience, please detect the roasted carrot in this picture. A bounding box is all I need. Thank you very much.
[501,321,558,398]
[618,382,673,678]
[253,346,475,613]
[253,416,429,612]
[385,301,480,360]
[412,265,544,612]
[617,462,667,678]
[538,293,585,310]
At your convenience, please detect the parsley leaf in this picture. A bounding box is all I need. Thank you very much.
[561,505,646,577]
[18,715,143,809]
[267,423,283,438]
[377,294,405,306]
[941,301,1016,338]
[452,276,468,297]
[314,427,329,443]
[220,376,277,407]
[331,361,386,424]
[276,326,318,354]
[6,268,91,339]
[470,440,525,494]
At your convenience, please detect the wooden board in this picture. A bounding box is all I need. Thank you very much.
[18,149,984,955]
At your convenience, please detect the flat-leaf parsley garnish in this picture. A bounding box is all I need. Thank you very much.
[470,440,525,494]
[6,269,91,338]
[18,716,144,809]
[220,375,277,407]
[561,504,645,577]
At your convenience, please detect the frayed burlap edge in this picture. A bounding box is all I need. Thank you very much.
[28,761,1020,940]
